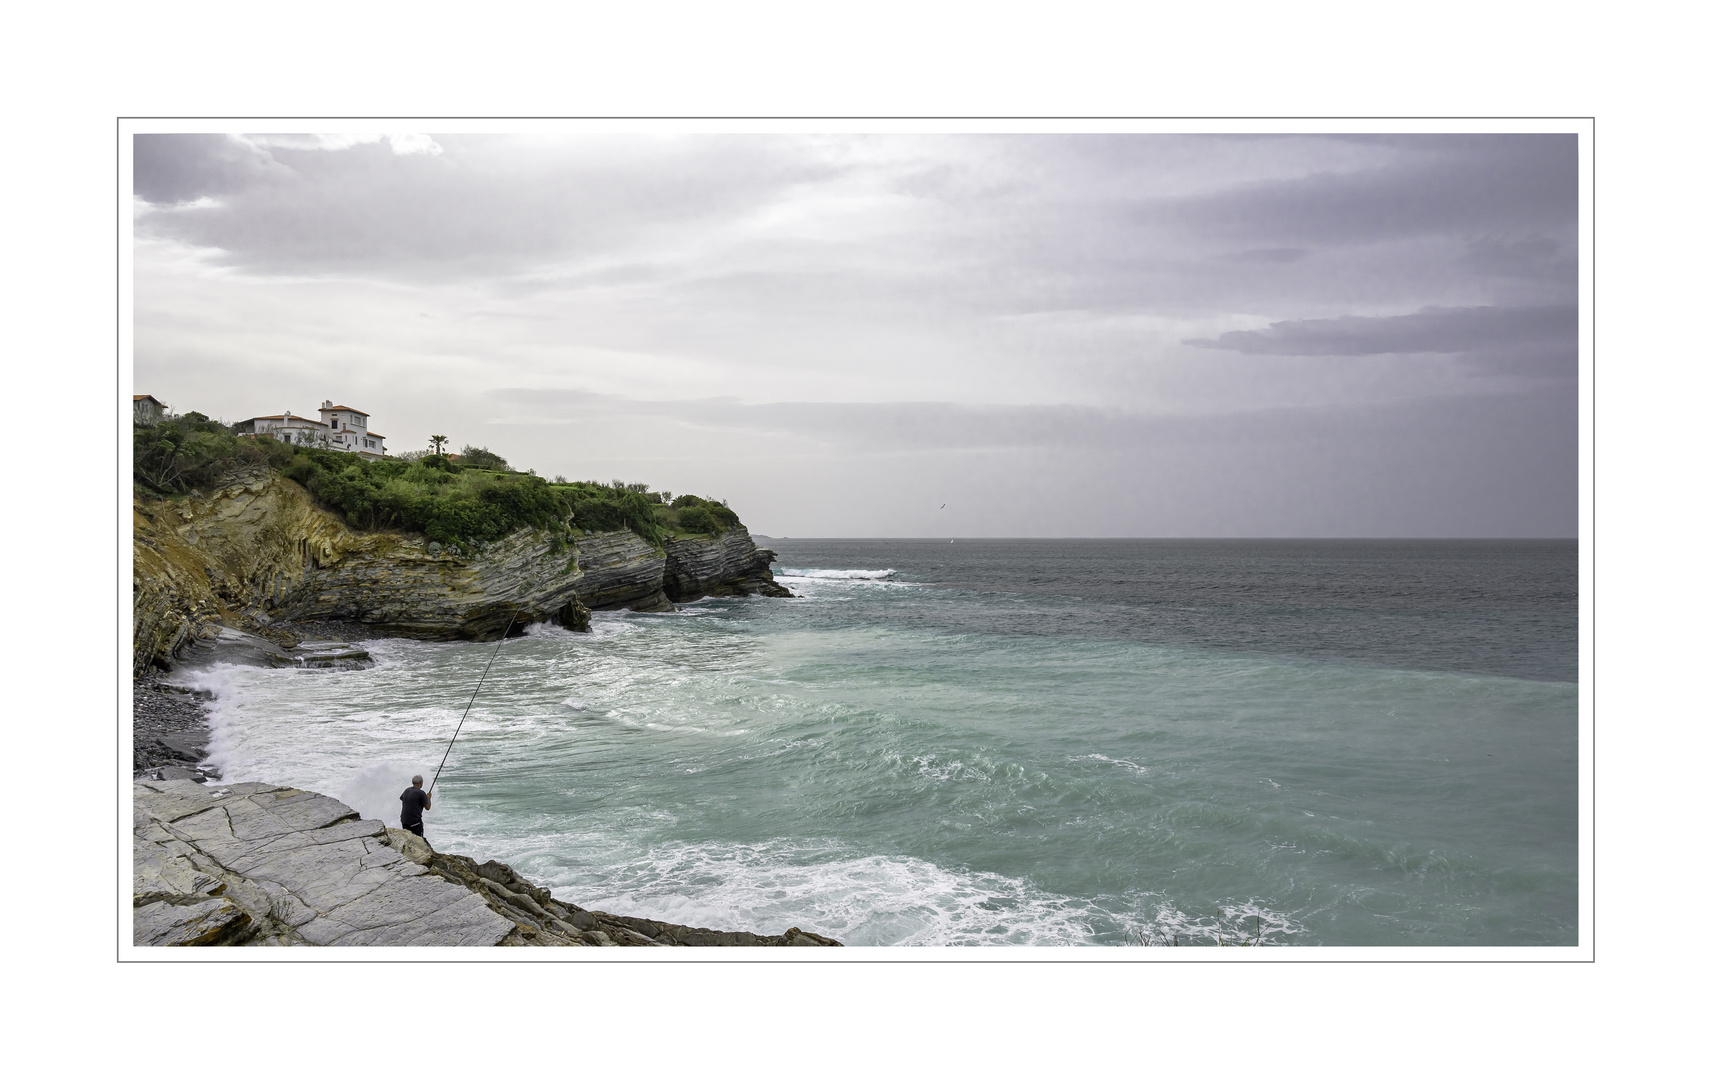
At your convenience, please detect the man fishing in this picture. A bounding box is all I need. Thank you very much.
[400,774,433,838]
[416,607,516,843]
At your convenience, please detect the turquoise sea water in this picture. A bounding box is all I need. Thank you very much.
[182,539,1579,946]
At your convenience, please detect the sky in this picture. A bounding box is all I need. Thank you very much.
[131,130,1579,537]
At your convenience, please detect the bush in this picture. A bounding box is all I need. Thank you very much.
[133,414,295,495]
[554,482,666,546]
[458,445,510,471]
[284,448,571,546]
[658,494,741,536]
[134,406,742,549]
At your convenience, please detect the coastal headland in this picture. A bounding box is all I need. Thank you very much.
[130,456,829,946]
[133,466,791,675]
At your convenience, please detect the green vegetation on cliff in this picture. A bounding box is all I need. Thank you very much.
[550,482,667,545]
[662,493,741,537]
[133,412,295,494]
[289,452,570,546]
[134,411,745,547]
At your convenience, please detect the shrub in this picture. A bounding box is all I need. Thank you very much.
[134,406,744,549]
[659,494,742,536]
[133,414,295,495]
[458,445,510,471]
[555,482,665,546]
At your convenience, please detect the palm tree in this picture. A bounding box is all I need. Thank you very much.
[429,435,448,455]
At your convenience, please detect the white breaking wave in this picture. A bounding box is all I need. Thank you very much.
[560,837,1108,946]
[778,568,896,580]
[1077,753,1147,774]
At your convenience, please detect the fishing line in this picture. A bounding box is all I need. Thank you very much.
[429,607,519,796]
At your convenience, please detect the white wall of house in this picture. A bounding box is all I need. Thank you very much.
[318,401,387,460]
[133,395,166,425]
[251,413,332,446]
[241,402,389,460]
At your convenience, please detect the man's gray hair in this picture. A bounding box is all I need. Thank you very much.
[412,774,424,785]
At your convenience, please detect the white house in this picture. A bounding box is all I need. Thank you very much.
[238,401,388,460]
[316,401,388,460]
[133,394,166,425]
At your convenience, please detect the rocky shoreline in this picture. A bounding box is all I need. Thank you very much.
[134,778,842,947]
[133,470,792,673]
[130,470,824,946]
[133,673,218,782]
[133,619,390,783]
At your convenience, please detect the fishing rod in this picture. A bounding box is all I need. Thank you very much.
[429,607,519,796]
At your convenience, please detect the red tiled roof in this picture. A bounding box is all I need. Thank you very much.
[319,405,370,416]
[133,394,164,404]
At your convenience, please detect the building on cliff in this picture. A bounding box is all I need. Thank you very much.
[316,401,387,459]
[234,400,388,460]
[134,394,166,425]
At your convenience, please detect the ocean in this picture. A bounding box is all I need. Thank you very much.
[177,538,1579,946]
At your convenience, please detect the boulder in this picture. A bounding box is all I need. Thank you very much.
[383,827,434,866]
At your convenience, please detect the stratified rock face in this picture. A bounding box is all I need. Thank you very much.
[275,524,585,640]
[132,471,790,671]
[567,529,670,612]
[131,779,843,947]
[664,528,793,602]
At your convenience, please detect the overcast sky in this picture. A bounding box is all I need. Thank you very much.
[131,131,1578,537]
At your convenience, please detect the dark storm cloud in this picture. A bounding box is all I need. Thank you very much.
[132,133,1579,302]
[1184,303,1577,358]
[1148,134,1577,247]
[1456,235,1577,284]
[134,134,285,204]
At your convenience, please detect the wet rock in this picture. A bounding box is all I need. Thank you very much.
[664,529,794,602]
[135,471,792,671]
[383,827,434,866]
[134,897,253,946]
[133,780,513,947]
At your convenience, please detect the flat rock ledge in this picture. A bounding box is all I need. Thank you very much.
[134,780,841,948]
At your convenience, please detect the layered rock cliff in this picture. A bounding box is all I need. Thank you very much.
[133,469,791,672]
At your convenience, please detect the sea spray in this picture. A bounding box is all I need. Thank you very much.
[339,762,428,830]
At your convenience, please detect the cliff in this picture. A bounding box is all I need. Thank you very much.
[133,469,791,672]
[134,779,841,947]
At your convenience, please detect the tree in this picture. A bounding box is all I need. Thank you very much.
[458,445,510,471]
[429,435,448,455]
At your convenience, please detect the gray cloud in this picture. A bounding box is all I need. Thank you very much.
[1184,304,1576,369]
[134,134,844,278]
[1146,135,1576,247]
[473,385,1577,536]
[133,131,1581,536]
[134,134,286,204]
[1223,248,1309,264]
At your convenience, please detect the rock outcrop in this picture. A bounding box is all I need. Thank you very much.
[665,529,793,602]
[133,470,792,672]
[134,779,842,948]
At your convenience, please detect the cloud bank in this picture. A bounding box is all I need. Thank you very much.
[132,131,1579,536]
